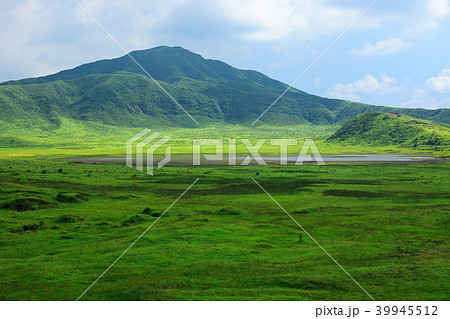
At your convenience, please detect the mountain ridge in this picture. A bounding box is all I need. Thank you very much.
[0,46,284,88]
[0,46,449,128]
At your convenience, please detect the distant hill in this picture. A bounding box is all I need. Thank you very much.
[327,112,450,151]
[0,46,449,128]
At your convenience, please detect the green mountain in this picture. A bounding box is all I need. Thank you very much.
[327,112,450,151]
[0,46,449,128]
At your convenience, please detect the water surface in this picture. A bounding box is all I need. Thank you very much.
[59,154,445,165]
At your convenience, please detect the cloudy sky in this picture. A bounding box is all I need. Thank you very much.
[1,0,449,109]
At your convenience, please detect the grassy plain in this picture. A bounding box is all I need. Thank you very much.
[0,158,448,300]
[1,118,447,158]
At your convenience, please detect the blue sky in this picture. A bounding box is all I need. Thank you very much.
[0,0,449,109]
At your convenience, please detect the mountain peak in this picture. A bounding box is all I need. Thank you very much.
[129,45,202,58]
[0,46,448,128]
[2,45,240,85]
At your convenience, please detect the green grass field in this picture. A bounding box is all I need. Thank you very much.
[1,117,448,158]
[0,158,448,300]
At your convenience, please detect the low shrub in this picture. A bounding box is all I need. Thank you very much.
[151,211,162,217]
[142,207,156,215]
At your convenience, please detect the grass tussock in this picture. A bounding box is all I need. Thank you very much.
[55,214,79,223]
[1,196,54,211]
[213,207,246,215]
[56,192,88,203]
[122,215,148,227]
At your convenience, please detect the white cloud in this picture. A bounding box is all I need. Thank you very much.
[0,1,58,78]
[326,74,400,100]
[216,0,359,41]
[425,69,450,93]
[405,96,450,109]
[348,1,449,59]
[0,0,187,81]
[428,0,450,17]
[351,38,413,56]
[325,84,360,101]
[328,73,449,109]
[401,21,439,38]
[403,70,450,108]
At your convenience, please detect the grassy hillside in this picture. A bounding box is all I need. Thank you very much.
[327,112,450,152]
[1,46,449,129]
